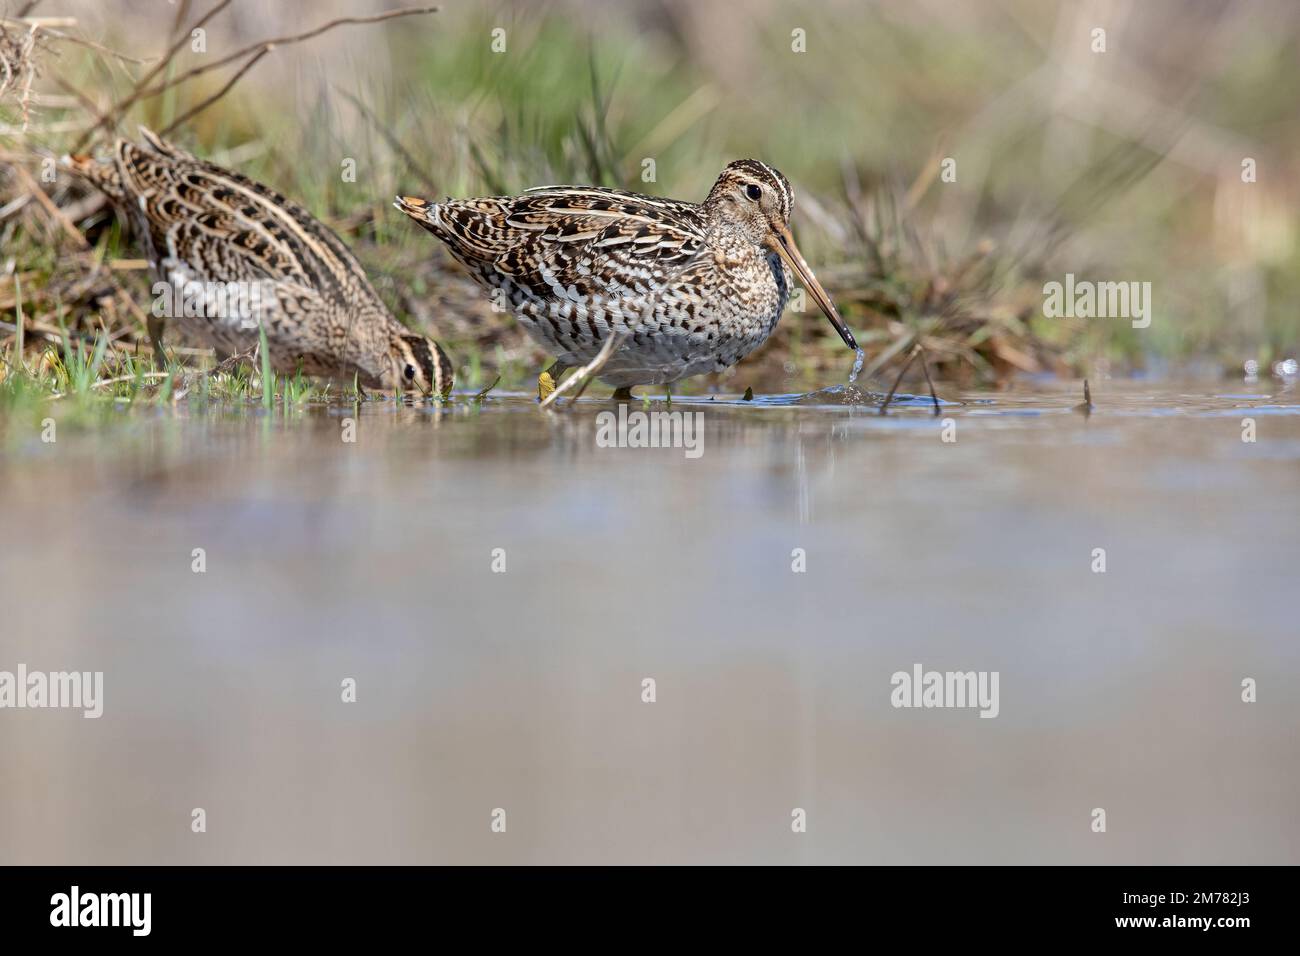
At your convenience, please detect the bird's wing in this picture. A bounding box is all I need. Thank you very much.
[107,130,377,305]
[410,186,710,308]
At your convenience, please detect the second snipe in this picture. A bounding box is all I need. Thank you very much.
[396,159,857,401]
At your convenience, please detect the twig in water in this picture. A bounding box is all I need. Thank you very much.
[540,331,627,410]
[1074,378,1093,417]
[91,371,170,389]
[472,375,500,403]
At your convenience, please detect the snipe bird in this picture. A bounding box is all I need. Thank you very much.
[67,129,453,396]
[394,159,856,401]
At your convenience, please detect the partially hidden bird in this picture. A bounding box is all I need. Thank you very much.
[394,159,855,401]
[67,128,453,396]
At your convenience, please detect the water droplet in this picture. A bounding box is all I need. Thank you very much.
[847,347,865,385]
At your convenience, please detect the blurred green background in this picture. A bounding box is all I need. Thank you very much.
[4,0,1299,391]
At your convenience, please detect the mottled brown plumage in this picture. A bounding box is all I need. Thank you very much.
[67,128,452,396]
[395,160,855,392]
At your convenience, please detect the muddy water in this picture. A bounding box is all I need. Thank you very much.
[1,379,1297,864]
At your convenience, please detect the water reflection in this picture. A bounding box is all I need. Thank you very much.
[1,381,1297,863]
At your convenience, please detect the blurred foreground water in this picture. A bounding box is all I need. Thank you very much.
[1,379,1297,864]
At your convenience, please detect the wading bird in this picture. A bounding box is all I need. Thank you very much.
[395,159,856,403]
[67,129,452,396]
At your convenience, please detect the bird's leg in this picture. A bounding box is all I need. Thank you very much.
[538,359,569,402]
[147,313,168,371]
[879,345,919,415]
[880,340,941,415]
[540,332,628,410]
[611,387,634,402]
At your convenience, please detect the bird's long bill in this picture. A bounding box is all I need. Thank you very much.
[770,225,858,351]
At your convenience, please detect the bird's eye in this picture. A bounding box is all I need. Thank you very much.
[404,365,417,381]
[745,184,762,201]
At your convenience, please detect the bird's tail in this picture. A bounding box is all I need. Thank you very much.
[63,127,190,206]
[62,149,125,204]
[393,195,443,235]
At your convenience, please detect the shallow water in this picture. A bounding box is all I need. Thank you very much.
[1,378,1298,864]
